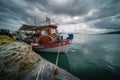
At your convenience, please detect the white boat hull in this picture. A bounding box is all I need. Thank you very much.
[33,44,71,53]
[32,39,73,53]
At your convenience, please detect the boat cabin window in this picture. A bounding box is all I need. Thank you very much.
[41,30,48,36]
[51,28,56,34]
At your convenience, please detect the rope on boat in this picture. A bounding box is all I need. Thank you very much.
[55,42,61,66]
[50,42,61,80]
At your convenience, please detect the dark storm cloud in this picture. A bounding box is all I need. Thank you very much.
[0,0,120,31]
[87,17,120,29]
[82,0,120,22]
[25,0,91,16]
[26,0,120,17]
[0,0,28,23]
[0,0,45,23]
[114,14,120,19]
[25,0,120,29]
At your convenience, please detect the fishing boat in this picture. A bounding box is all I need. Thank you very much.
[31,17,74,53]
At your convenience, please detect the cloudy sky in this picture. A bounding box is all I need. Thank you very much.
[0,0,120,34]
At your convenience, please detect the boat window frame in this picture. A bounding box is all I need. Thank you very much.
[51,28,56,34]
[41,29,48,36]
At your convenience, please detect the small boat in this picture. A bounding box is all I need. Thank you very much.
[31,17,74,53]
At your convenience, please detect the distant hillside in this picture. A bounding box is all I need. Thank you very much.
[103,31,120,34]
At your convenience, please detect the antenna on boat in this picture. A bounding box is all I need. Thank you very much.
[34,18,37,27]
[46,16,51,25]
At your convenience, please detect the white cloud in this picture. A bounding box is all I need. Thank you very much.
[58,23,107,34]
[87,9,98,17]
[73,16,80,20]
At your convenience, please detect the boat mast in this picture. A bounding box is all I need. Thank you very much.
[34,18,37,27]
[46,17,51,25]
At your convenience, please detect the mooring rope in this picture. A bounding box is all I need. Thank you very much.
[50,42,61,80]
[55,42,61,66]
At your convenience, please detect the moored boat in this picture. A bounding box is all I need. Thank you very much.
[32,37,73,53]
[31,17,74,53]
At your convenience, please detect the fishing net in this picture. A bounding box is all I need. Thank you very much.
[0,35,15,45]
[0,40,40,80]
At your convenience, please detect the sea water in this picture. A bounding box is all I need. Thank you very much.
[38,34,120,80]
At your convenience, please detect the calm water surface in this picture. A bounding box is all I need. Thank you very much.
[38,34,120,80]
